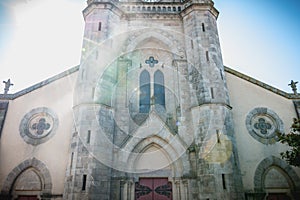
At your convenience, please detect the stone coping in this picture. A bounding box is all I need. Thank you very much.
[0,65,299,100]
[224,66,300,100]
[0,65,79,100]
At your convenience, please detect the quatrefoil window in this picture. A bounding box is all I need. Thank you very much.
[31,118,51,135]
[145,56,158,68]
[254,118,272,135]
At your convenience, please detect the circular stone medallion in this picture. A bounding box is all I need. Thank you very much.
[245,107,284,144]
[19,107,58,145]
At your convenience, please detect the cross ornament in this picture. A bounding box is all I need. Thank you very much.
[3,79,13,94]
[288,80,298,95]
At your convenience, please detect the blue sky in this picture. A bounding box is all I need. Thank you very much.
[215,0,300,92]
[0,0,299,93]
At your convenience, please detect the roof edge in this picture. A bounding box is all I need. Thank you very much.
[0,65,80,100]
[224,66,300,99]
[1,65,298,100]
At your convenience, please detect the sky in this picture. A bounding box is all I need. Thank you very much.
[0,0,299,93]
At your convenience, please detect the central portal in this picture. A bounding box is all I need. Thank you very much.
[135,178,172,200]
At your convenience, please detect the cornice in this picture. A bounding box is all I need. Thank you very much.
[180,1,219,19]
[83,1,124,19]
[123,12,182,20]
[83,1,219,20]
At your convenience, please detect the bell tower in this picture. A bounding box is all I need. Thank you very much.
[64,0,245,199]
[181,0,245,199]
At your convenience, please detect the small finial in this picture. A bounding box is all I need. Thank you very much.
[3,79,14,94]
[288,80,298,95]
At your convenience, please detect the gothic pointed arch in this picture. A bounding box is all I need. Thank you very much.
[0,158,52,198]
[139,70,151,113]
[154,70,165,108]
[134,142,172,172]
[254,156,300,192]
[127,136,184,177]
[123,29,185,59]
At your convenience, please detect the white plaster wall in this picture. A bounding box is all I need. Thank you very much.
[226,72,300,191]
[0,71,78,195]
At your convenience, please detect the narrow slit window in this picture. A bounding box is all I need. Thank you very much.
[98,22,102,31]
[95,50,98,60]
[216,130,220,143]
[82,175,87,191]
[220,69,223,80]
[222,174,226,189]
[70,152,74,175]
[206,51,209,62]
[191,40,193,49]
[211,87,214,99]
[87,130,91,144]
[202,23,205,32]
[81,69,85,80]
[92,87,95,97]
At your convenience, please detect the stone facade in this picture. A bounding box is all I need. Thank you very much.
[0,0,300,200]
[0,67,78,200]
[65,0,245,199]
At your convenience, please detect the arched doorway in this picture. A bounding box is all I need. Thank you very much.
[134,144,173,200]
[0,158,52,200]
[11,168,43,200]
[264,166,292,200]
[254,156,300,200]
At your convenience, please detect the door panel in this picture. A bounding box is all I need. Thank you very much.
[18,196,38,200]
[135,178,172,200]
[136,179,153,200]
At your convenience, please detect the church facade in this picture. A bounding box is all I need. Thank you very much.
[0,0,300,199]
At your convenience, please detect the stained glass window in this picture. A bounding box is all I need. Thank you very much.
[139,70,150,113]
[154,70,165,108]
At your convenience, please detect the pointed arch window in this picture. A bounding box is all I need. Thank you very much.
[154,70,165,108]
[139,70,150,113]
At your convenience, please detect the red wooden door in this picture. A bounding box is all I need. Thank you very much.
[135,178,172,200]
[18,196,38,200]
